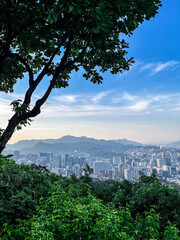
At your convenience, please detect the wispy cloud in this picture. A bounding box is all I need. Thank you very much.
[0,98,12,116]
[52,94,78,104]
[127,100,150,111]
[112,92,138,103]
[39,91,180,119]
[140,61,180,75]
[91,91,111,103]
[1,90,180,121]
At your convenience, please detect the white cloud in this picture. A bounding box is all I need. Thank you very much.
[55,94,77,103]
[1,90,180,121]
[153,61,179,74]
[113,92,138,103]
[0,98,12,116]
[39,91,180,119]
[141,61,180,75]
[127,100,150,111]
[91,91,111,103]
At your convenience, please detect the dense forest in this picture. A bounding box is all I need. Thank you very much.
[0,155,180,239]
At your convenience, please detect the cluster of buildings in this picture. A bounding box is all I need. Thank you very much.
[93,148,180,183]
[13,146,180,183]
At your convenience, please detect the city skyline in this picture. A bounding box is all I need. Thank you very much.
[10,137,180,184]
[0,0,180,144]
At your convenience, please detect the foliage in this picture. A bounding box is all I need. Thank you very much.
[131,177,180,230]
[0,0,162,91]
[93,175,180,230]
[0,0,162,152]
[0,157,59,228]
[134,208,160,240]
[79,164,93,185]
[1,183,179,240]
[163,224,180,240]
[0,158,179,239]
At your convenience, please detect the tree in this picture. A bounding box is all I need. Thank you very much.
[0,0,162,153]
[1,184,179,239]
[111,176,180,231]
[0,156,59,228]
[0,159,180,239]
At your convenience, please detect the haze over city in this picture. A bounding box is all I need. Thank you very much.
[0,0,180,145]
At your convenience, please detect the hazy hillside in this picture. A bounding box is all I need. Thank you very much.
[112,139,142,146]
[5,135,142,154]
[166,141,180,147]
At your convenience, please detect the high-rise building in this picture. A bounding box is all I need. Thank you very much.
[52,155,61,168]
[93,161,106,177]
[113,156,122,165]
[124,169,132,181]
[165,158,171,166]
[132,169,139,181]
[61,154,68,168]
[38,152,52,165]
[162,165,171,174]
[157,158,163,168]
[74,164,80,177]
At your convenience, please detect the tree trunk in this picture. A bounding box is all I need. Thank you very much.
[0,114,19,154]
[0,104,42,154]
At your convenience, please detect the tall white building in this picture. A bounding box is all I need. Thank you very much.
[74,164,80,177]
[124,169,132,181]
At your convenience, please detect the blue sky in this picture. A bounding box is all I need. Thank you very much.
[0,0,180,144]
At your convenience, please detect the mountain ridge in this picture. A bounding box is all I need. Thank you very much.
[164,140,180,147]
[6,135,143,153]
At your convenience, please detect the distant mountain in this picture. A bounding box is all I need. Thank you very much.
[58,135,127,146]
[6,136,73,151]
[166,141,180,147]
[19,141,114,154]
[7,139,43,151]
[5,135,142,154]
[112,139,142,146]
[57,135,90,143]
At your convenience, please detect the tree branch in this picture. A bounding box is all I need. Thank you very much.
[22,34,73,119]
[34,32,68,86]
[8,52,34,86]
[55,33,73,76]
[65,38,91,68]
[20,33,70,113]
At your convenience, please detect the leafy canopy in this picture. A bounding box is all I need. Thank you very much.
[0,158,180,239]
[0,0,162,151]
[0,0,162,92]
[0,156,59,228]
